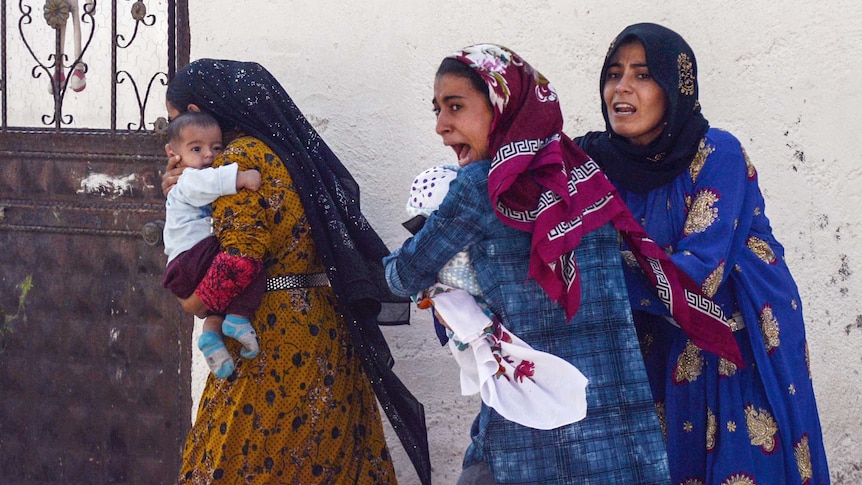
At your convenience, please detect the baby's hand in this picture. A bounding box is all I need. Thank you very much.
[237,169,262,191]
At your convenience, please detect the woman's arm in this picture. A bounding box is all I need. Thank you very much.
[668,133,750,295]
[384,164,488,296]
[193,138,269,313]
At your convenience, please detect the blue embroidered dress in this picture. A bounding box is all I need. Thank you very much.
[618,128,829,485]
[385,160,670,484]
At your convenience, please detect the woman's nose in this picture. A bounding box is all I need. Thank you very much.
[435,113,450,135]
[615,75,632,93]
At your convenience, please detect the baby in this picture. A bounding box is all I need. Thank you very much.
[161,111,263,379]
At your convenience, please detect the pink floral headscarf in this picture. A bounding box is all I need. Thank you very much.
[446,44,744,367]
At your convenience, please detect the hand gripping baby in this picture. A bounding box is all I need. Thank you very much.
[404,165,589,430]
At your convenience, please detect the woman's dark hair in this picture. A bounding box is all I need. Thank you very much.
[436,58,489,101]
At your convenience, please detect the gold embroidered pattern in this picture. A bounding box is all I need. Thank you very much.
[721,473,757,485]
[789,384,796,395]
[683,189,720,236]
[678,53,695,96]
[685,194,692,210]
[640,332,655,358]
[795,435,813,483]
[674,340,704,383]
[792,299,798,310]
[621,250,639,268]
[727,421,737,432]
[679,480,705,485]
[718,357,738,377]
[706,407,717,451]
[684,421,693,432]
[745,404,779,453]
[702,261,725,297]
[656,401,667,439]
[689,138,714,183]
[805,341,812,379]
[742,146,757,179]
[640,298,652,307]
[760,304,781,353]
[606,38,617,59]
[747,236,777,264]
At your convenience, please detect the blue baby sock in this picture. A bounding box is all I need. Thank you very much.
[198,331,235,379]
[223,315,259,359]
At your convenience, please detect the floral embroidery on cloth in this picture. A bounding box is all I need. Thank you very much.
[419,283,589,430]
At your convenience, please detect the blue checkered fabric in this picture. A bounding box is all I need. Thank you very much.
[385,161,670,484]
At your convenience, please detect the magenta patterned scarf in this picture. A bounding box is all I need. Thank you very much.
[447,44,743,366]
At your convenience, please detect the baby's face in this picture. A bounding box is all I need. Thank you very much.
[171,125,224,169]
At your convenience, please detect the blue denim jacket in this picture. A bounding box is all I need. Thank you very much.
[384,160,670,484]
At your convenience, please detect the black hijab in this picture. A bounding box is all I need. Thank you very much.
[579,23,710,193]
[167,59,430,485]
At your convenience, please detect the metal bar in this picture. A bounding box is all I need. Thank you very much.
[111,0,117,132]
[0,198,163,212]
[0,150,162,161]
[0,223,145,237]
[167,0,175,79]
[176,0,189,70]
[2,0,7,130]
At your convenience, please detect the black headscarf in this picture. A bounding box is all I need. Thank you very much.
[578,23,710,193]
[167,59,430,485]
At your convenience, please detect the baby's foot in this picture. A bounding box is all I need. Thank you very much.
[223,315,259,359]
[198,331,235,379]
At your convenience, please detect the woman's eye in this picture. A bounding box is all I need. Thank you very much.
[606,72,620,80]
[191,146,201,152]
[451,104,462,112]
[432,107,441,117]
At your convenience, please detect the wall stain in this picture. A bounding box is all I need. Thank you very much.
[838,254,851,280]
[844,315,862,336]
[816,214,829,229]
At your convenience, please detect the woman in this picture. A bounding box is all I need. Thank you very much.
[384,44,673,484]
[161,59,430,485]
[578,23,830,484]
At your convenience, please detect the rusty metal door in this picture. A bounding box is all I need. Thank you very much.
[0,1,191,482]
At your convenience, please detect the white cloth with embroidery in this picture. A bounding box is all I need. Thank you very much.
[430,286,589,430]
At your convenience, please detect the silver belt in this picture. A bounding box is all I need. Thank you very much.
[266,272,330,292]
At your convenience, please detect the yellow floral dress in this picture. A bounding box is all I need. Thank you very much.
[178,136,397,484]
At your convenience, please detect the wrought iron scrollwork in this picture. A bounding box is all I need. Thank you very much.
[18,0,96,128]
[117,0,155,48]
[8,0,173,132]
[117,70,168,131]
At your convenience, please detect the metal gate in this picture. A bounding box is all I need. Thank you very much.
[0,1,191,482]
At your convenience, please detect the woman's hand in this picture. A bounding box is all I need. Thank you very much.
[177,293,210,319]
[161,148,185,197]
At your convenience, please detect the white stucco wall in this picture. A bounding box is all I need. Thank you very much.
[185,1,862,483]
